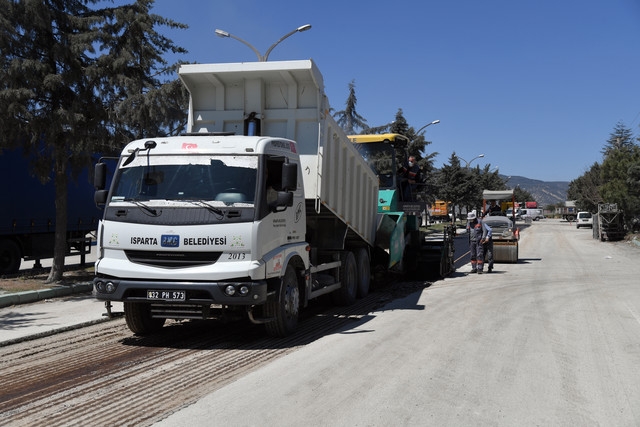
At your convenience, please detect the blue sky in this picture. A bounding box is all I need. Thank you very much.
[141,0,640,182]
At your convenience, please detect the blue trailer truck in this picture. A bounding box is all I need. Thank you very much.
[0,148,101,274]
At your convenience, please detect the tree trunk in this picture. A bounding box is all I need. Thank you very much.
[46,150,69,284]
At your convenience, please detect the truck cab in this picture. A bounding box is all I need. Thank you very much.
[348,133,419,212]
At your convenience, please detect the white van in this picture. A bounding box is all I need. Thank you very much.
[576,211,593,229]
[505,207,522,220]
[521,208,544,221]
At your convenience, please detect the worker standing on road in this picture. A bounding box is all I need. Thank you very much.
[467,210,492,274]
[481,212,495,272]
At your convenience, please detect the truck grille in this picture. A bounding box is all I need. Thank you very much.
[150,304,208,319]
[124,250,222,268]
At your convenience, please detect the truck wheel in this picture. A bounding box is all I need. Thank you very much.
[124,302,165,335]
[0,239,21,274]
[355,248,371,298]
[332,251,357,306]
[265,265,300,337]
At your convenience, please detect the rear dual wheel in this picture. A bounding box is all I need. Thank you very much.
[332,251,358,306]
[355,248,370,298]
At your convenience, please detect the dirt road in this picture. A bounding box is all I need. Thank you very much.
[157,220,640,426]
[2,220,639,426]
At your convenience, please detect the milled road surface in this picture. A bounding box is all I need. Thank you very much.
[1,220,639,426]
[157,220,640,426]
[0,272,425,426]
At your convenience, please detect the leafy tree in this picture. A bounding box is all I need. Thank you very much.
[437,153,478,220]
[600,143,640,227]
[477,164,503,192]
[567,162,602,212]
[388,109,439,204]
[513,186,534,205]
[567,121,640,230]
[333,79,367,135]
[0,0,188,282]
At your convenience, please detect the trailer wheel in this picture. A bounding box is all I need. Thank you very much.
[0,239,21,274]
[124,302,165,335]
[265,265,300,337]
[355,248,371,297]
[332,251,357,306]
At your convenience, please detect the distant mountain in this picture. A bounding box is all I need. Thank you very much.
[501,175,569,208]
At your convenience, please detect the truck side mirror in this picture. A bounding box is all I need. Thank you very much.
[281,163,297,191]
[270,191,294,213]
[95,190,108,207]
[95,162,107,190]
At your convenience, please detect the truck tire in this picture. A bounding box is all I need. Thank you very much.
[264,265,299,337]
[355,248,371,298]
[332,251,357,306]
[124,302,166,335]
[0,239,21,274]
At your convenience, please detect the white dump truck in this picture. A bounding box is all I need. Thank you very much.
[93,60,387,336]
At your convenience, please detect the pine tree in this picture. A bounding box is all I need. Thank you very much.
[0,0,188,282]
[333,80,368,135]
[601,121,635,157]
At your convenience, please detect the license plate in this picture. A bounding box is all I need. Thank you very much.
[147,290,186,301]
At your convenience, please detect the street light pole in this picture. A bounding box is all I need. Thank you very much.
[215,24,312,62]
[458,153,485,168]
[415,119,440,135]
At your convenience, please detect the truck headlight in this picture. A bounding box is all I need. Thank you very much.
[95,280,116,294]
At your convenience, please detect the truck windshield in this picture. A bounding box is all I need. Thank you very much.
[110,155,258,206]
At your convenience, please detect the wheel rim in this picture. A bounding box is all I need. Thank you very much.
[283,278,300,319]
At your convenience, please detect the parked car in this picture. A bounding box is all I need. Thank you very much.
[576,211,593,229]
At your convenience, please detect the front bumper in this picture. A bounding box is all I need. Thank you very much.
[93,277,268,305]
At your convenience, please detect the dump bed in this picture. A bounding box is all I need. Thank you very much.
[178,60,378,246]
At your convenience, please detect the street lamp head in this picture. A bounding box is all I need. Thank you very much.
[214,29,230,38]
[416,119,441,135]
[478,153,485,158]
[297,24,312,32]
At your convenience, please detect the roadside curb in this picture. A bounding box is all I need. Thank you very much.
[0,282,93,309]
[0,316,113,348]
